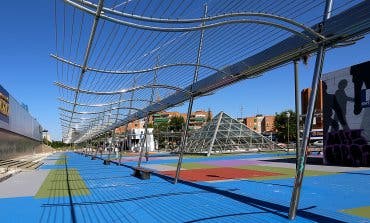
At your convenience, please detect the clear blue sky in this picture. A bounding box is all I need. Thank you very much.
[0,0,369,140]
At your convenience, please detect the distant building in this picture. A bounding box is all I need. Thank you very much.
[150,110,212,130]
[42,131,52,142]
[301,80,323,130]
[245,114,275,134]
[115,119,145,134]
[262,115,276,133]
[150,111,185,126]
[189,110,212,130]
[114,109,212,135]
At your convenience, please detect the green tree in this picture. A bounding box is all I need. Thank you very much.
[207,108,212,122]
[274,110,297,143]
[50,141,68,149]
[153,122,169,149]
[154,121,169,131]
[169,116,185,131]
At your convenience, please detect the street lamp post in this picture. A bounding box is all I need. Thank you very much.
[286,112,291,148]
[42,129,49,147]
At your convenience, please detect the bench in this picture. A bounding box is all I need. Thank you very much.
[133,167,151,180]
[308,147,322,155]
[103,159,111,165]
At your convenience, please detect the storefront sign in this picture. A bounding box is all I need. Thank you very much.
[0,85,9,123]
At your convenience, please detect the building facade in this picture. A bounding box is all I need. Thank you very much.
[321,61,370,166]
[245,115,276,134]
[150,110,212,129]
[301,81,324,130]
[115,119,145,135]
[0,84,43,160]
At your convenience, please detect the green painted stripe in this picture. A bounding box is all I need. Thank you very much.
[55,155,67,165]
[342,206,370,219]
[35,168,90,198]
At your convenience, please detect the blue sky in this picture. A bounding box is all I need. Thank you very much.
[0,0,369,140]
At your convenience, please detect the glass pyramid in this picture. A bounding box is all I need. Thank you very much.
[186,112,283,155]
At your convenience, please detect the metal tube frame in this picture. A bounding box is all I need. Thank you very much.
[207,111,223,156]
[51,54,227,75]
[137,57,159,166]
[66,0,325,41]
[55,81,192,96]
[288,0,333,219]
[64,0,104,142]
[59,97,164,108]
[294,60,300,170]
[125,78,137,154]
[174,4,208,184]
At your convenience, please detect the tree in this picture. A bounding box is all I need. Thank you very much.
[50,141,68,149]
[207,108,212,122]
[169,116,185,131]
[153,122,169,149]
[274,110,297,143]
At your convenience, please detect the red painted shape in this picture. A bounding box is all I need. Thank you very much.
[160,167,282,182]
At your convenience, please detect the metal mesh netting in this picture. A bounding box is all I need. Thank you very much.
[53,0,368,143]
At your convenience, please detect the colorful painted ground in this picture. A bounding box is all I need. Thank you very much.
[0,152,369,222]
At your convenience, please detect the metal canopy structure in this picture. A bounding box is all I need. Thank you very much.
[186,112,283,155]
[54,0,370,219]
[54,0,370,144]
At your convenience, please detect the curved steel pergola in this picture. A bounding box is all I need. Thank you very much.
[66,0,325,41]
[54,0,370,218]
[55,0,330,144]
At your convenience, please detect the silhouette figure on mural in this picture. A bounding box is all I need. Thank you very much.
[350,61,370,115]
[323,81,348,135]
[334,80,354,121]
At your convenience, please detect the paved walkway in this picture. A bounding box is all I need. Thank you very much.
[0,152,369,222]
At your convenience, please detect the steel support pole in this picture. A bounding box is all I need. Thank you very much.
[207,112,223,156]
[66,0,104,138]
[287,116,290,144]
[105,132,109,158]
[119,137,123,165]
[105,104,114,163]
[288,0,332,219]
[294,60,300,171]
[137,131,145,167]
[111,93,123,162]
[137,57,159,166]
[174,4,207,184]
[126,78,137,152]
[93,117,101,159]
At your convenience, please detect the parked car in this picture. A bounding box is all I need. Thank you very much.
[312,140,323,147]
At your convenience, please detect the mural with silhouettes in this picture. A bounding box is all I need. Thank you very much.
[322,61,370,166]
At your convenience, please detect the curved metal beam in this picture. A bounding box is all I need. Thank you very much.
[59,106,143,115]
[50,54,227,74]
[59,97,164,107]
[51,54,228,75]
[55,81,192,96]
[60,113,128,121]
[65,0,319,42]
[60,118,81,124]
[71,0,324,40]
[65,0,105,139]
